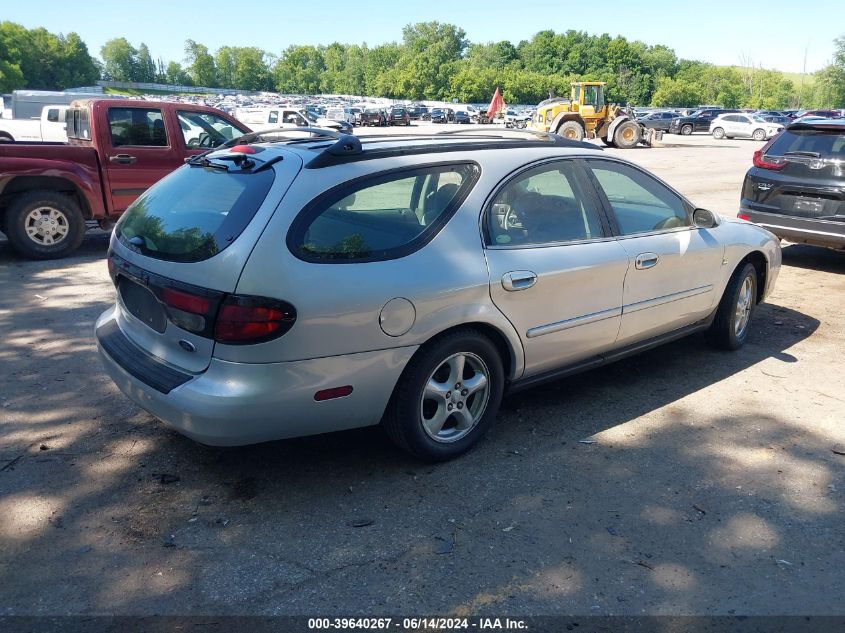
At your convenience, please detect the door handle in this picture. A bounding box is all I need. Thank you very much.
[635,253,660,270]
[109,154,138,164]
[502,271,537,292]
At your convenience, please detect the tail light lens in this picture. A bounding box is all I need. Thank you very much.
[752,136,786,170]
[737,213,751,221]
[214,295,296,344]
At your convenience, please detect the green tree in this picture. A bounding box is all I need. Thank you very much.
[101,37,138,81]
[165,61,191,86]
[184,39,217,87]
[273,45,324,93]
[136,43,157,83]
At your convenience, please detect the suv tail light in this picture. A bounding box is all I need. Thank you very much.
[753,137,786,171]
[214,295,296,344]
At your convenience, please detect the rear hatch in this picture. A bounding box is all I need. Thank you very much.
[743,123,845,221]
[105,146,302,375]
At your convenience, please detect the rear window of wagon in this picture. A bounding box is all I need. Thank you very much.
[116,165,275,263]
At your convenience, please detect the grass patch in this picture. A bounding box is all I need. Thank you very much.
[103,87,213,97]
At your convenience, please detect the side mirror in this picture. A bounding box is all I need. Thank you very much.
[693,208,720,229]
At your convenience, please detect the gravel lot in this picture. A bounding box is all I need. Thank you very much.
[1,128,843,618]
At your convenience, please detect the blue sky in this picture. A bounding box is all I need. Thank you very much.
[6,0,842,74]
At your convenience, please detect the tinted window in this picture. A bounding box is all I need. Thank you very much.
[67,107,91,140]
[588,160,689,235]
[487,161,604,246]
[767,127,845,158]
[116,165,275,262]
[109,108,167,147]
[177,110,244,149]
[288,164,479,263]
[46,108,60,123]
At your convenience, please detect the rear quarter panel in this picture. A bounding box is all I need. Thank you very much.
[220,152,531,379]
[0,144,107,218]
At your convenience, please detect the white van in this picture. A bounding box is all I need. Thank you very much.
[235,107,351,133]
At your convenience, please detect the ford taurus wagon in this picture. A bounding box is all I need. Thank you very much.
[96,128,781,461]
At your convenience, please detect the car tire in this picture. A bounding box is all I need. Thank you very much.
[5,190,86,260]
[382,329,505,462]
[557,121,585,141]
[713,127,725,139]
[752,128,766,141]
[613,120,641,149]
[706,262,758,351]
[681,124,693,135]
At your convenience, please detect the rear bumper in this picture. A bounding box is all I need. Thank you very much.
[740,208,845,250]
[95,307,418,446]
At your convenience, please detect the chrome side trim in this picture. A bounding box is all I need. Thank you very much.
[526,306,622,339]
[623,284,713,314]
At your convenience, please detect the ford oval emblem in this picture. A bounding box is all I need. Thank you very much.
[178,339,196,353]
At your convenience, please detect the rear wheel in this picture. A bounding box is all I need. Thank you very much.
[557,121,585,141]
[752,128,766,141]
[706,262,758,350]
[681,124,693,135]
[5,190,86,260]
[613,120,641,149]
[382,329,504,461]
[713,127,725,139]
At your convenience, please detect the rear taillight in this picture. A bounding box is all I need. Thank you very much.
[214,295,296,344]
[737,213,751,221]
[160,287,215,333]
[752,136,785,170]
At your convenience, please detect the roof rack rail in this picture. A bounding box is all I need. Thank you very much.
[228,126,363,155]
[434,127,599,150]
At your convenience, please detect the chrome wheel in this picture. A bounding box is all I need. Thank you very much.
[24,206,70,246]
[734,275,754,338]
[420,352,491,443]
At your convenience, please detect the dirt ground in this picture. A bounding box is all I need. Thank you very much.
[1,130,843,618]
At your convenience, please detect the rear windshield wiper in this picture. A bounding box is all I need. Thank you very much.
[186,156,229,171]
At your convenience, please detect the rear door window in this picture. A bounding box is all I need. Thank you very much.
[108,108,167,147]
[288,164,479,262]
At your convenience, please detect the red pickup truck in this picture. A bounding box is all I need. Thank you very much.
[0,99,249,259]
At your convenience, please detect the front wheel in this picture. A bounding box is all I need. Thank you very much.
[706,262,758,350]
[713,127,725,139]
[382,329,505,461]
[752,128,766,141]
[681,124,693,135]
[5,190,86,259]
[613,120,641,149]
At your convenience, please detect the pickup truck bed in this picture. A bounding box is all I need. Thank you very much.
[0,99,248,259]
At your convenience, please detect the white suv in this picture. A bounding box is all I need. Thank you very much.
[710,114,783,141]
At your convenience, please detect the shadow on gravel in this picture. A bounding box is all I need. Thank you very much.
[780,243,845,274]
[3,279,838,617]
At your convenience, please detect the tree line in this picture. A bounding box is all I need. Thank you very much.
[1,20,843,109]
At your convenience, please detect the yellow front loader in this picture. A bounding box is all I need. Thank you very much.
[531,82,656,148]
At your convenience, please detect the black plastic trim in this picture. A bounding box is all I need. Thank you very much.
[507,310,717,394]
[97,319,193,395]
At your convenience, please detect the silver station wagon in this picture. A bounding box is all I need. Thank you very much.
[96,129,781,461]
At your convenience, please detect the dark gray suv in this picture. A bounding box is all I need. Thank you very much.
[740,119,845,250]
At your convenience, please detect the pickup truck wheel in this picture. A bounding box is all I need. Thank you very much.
[6,191,86,260]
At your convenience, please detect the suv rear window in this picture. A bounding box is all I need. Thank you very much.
[116,165,275,263]
[767,127,845,158]
[288,163,479,263]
